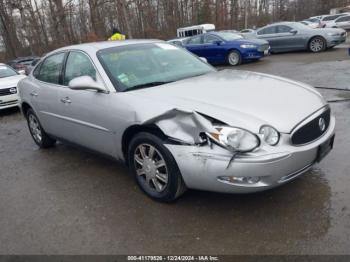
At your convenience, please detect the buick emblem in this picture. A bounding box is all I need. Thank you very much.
[319,117,326,132]
[9,87,17,94]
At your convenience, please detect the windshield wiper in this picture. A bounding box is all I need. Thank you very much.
[124,81,173,92]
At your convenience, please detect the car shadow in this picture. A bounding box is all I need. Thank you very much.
[0,107,20,118]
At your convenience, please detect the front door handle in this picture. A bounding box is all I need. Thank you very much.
[30,92,38,97]
[60,97,72,104]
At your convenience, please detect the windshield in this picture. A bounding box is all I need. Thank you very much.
[0,65,18,78]
[306,18,319,23]
[98,43,215,91]
[214,32,243,41]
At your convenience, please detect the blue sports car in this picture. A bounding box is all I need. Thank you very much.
[183,32,270,66]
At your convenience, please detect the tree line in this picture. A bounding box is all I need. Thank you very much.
[1,0,350,60]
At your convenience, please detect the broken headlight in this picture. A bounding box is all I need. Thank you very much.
[259,125,280,146]
[207,126,260,152]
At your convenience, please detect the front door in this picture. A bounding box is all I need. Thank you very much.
[58,51,116,156]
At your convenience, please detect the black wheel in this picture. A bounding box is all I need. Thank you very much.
[26,108,56,148]
[309,36,326,53]
[128,132,186,202]
[227,50,242,66]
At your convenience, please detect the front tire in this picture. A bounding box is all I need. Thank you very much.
[128,132,186,202]
[309,36,326,53]
[26,108,56,148]
[227,50,242,66]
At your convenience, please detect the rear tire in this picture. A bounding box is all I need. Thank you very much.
[26,108,56,148]
[227,50,242,66]
[128,132,186,202]
[309,36,326,53]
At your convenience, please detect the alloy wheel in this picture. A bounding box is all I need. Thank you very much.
[310,38,324,52]
[134,143,169,193]
[228,52,240,65]
[28,114,42,143]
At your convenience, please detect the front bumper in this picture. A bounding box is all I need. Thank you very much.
[326,34,347,47]
[165,115,335,194]
[241,50,265,60]
[0,93,19,110]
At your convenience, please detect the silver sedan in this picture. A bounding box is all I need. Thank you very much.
[18,40,335,201]
[252,22,346,53]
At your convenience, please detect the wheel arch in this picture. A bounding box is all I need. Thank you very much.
[308,35,327,48]
[21,101,32,117]
[121,124,167,165]
[226,47,241,56]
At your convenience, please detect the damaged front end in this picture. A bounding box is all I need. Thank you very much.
[139,108,335,194]
[143,108,262,169]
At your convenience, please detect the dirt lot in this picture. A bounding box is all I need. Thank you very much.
[0,47,350,255]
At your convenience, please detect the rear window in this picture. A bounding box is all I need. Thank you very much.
[257,26,277,35]
[336,16,350,22]
[323,15,345,21]
[36,53,66,84]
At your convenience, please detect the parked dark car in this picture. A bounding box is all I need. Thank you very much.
[24,58,41,75]
[183,32,270,66]
[251,22,347,53]
[7,56,40,73]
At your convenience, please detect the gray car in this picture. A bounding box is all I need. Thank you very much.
[253,22,347,53]
[18,40,335,201]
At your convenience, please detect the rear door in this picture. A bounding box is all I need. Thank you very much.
[184,35,205,57]
[31,52,68,138]
[256,26,279,51]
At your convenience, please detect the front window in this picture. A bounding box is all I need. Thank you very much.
[97,43,215,92]
[64,51,97,86]
[0,65,18,78]
[277,25,292,33]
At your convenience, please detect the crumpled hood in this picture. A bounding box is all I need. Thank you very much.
[130,70,326,133]
[0,75,26,89]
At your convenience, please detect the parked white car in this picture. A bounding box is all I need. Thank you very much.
[326,15,350,30]
[301,18,321,29]
[0,63,26,110]
[320,13,349,28]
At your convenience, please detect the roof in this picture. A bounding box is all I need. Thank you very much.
[177,24,215,31]
[263,21,299,27]
[54,39,162,54]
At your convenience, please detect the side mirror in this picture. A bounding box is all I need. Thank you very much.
[18,70,26,75]
[214,40,223,46]
[290,29,298,34]
[68,76,107,93]
[199,57,208,63]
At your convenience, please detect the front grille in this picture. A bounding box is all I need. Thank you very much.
[258,44,269,52]
[291,107,331,145]
[0,87,17,96]
[0,100,18,107]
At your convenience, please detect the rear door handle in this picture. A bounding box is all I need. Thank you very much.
[30,92,38,97]
[60,97,71,104]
